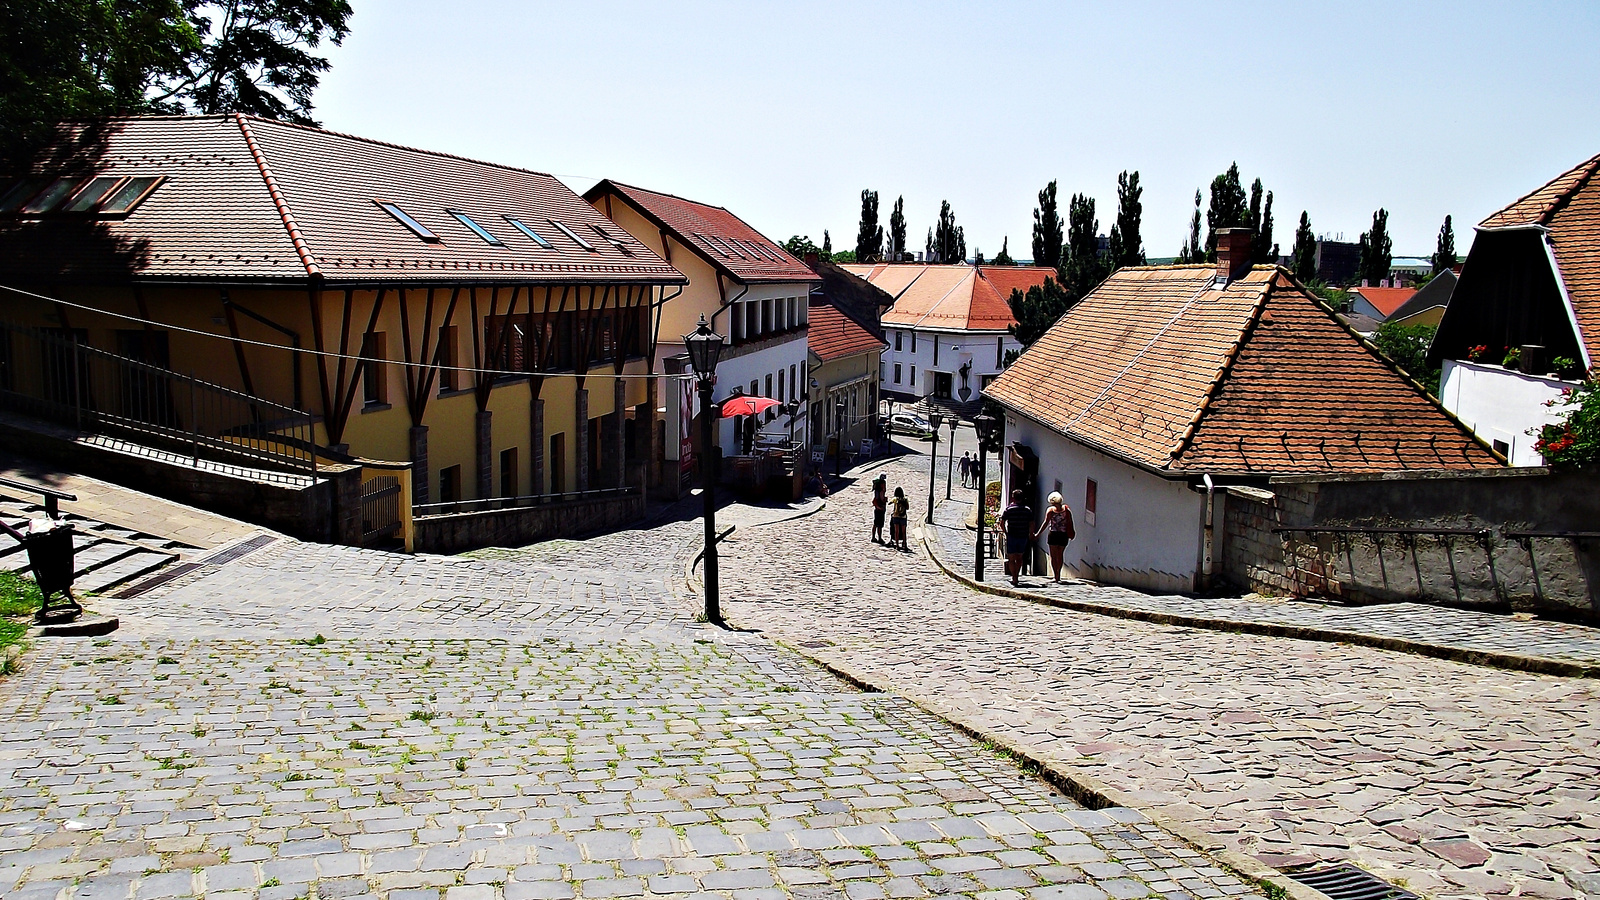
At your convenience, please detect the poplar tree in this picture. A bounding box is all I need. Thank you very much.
[1204,163,1249,260]
[1031,180,1063,269]
[1357,209,1394,285]
[933,201,965,264]
[854,189,882,262]
[1106,170,1144,269]
[992,237,1015,266]
[1249,179,1275,263]
[1291,211,1317,281]
[1060,193,1107,300]
[1432,215,1457,272]
[822,230,832,257]
[1177,191,1203,263]
[888,196,907,261]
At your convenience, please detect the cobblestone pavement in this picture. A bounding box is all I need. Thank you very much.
[721,460,1600,900]
[0,515,1264,900]
[925,490,1600,671]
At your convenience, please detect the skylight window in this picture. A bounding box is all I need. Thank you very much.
[63,176,127,213]
[376,201,439,242]
[549,219,597,252]
[692,232,728,257]
[448,209,504,247]
[0,179,44,213]
[97,176,163,214]
[588,223,633,255]
[21,177,81,214]
[708,235,745,259]
[505,216,553,248]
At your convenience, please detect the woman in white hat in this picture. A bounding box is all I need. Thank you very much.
[1032,490,1074,583]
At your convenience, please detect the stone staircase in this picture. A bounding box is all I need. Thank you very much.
[0,497,197,595]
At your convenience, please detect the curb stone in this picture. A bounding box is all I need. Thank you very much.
[917,525,1600,679]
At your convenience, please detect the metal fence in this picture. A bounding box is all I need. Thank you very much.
[0,322,317,484]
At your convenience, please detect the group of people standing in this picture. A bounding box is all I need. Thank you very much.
[870,473,911,550]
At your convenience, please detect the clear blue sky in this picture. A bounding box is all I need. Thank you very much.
[314,1,1600,260]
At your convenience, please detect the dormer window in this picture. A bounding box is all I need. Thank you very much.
[448,209,503,247]
[376,201,439,242]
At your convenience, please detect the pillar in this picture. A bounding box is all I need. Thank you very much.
[408,425,429,505]
[639,375,659,488]
[605,378,626,488]
[529,396,545,497]
[475,409,492,499]
[574,388,589,492]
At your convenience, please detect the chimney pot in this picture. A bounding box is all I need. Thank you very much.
[1215,227,1253,284]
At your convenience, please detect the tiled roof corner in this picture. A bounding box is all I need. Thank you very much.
[1480,151,1600,228]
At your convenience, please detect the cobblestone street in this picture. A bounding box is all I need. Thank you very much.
[0,512,1262,900]
[721,460,1600,900]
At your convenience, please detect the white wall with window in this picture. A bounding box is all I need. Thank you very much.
[879,325,1020,402]
[1439,359,1578,466]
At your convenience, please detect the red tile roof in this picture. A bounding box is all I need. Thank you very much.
[0,115,685,285]
[1350,286,1417,317]
[808,300,886,362]
[985,265,1500,476]
[585,180,816,285]
[840,264,1052,332]
[1479,151,1600,365]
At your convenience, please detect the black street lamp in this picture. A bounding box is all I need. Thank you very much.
[684,315,724,624]
[944,414,958,500]
[835,397,846,477]
[973,414,998,581]
[926,411,944,524]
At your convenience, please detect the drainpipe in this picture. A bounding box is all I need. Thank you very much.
[1201,473,1216,589]
[710,283,750,333]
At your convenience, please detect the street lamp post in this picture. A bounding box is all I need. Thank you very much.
[926,411,944,524]
[835,398,846,477]
[944,415,958,500]
[973,414,997,581]
[684,316,725,624]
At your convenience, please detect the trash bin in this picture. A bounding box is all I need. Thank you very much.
[26,522,80,623]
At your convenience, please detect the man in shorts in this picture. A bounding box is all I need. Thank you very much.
[1000,489,1033,587]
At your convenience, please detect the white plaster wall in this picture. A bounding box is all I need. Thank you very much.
[1439,359,1577,466]
[880,326,1017,399]
[709,334,810,451]
[1003,413,1204,593]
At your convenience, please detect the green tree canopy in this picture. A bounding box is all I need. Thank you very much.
[1177,190,1203,263]
[1204,162,1249,260]
[1372,321,1441,396]
[1006,278,1074,348]
[1031,180,1063,269]
[783,235,824,259]
[1357,208,1394,285]
[888,195,907,261]
[991,237,1014,266]
[1432,215,1457,273]
[854,189,882,263]
[1534,379,1600,468]
[931,200,965,264]
[1107,170,1144,270]
[1248,178,1276,263]
[1060,192,1108,300]
[1291,211,1317,281]
[821,230,832,257]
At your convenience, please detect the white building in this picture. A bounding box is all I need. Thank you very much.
[586,181,814,488]
[840,264,1049,410]
[1428,151,1598,466]
[986,232,1499,593]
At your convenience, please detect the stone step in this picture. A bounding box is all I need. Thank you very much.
[75,553,174,594]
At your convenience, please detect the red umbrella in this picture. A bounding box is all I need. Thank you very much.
[719,395,781,418]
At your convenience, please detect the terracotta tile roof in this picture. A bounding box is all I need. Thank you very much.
[840,264,1052,332]
[1350,286,1416,317]
[985,265,1499,476]
[0,115,686,286]
[1478,151,1600,363]
[807,299,886,362]
[585,180,815,285]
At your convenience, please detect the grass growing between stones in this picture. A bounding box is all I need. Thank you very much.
[0,570,43,670]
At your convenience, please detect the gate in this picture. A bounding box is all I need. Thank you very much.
[358,461,413,551]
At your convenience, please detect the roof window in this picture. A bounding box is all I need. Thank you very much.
[21,177,82,214]
[376,201,439,242]
[692,232,727,257]
[63,176,129,213]
[505,216,553,248]
[0,179,45,213]
[97,176,163,214]
[588,223,633,255]
[448,209,504,247]
[549,219,597,252]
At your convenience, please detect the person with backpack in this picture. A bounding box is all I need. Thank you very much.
[1032,490,1075,583]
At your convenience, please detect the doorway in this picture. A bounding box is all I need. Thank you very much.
[933,371,953,399]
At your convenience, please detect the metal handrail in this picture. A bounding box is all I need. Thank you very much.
[0,476,76,519]
[414,485,640,517]
[1274,525,1490,537]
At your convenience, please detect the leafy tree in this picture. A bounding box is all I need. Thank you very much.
[932,200,965,264]
[1372,321,1441,396]
[172,0,354,126]
[1060,193,1108,300]
[783,235,824,258]
[1204,162,1249,260]
[1106,170,1144,270]
[821,230,832,257]
[1249,179,1275,263]
[991,237,1015,266]
[830,249,856,264]
[1031,180,1063,269]
[1533,379,1600,468]
[854,189,882,263]
[888,195,907,261]
[1177,190,1203,263]
[1006,278,1074,347]
[1357,208,1393,286]
[1432,215,1457,273]
[1291,211,1317,281]
[925,227,933,261]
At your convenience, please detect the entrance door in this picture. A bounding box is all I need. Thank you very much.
[933,371,953,399]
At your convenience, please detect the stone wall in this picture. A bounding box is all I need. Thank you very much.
[413,491,644,555]
[1220,468,1600,622]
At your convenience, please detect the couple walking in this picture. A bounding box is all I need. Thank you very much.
[999,489,1075,586]
[958,452,981,488]
[871,473,910,550]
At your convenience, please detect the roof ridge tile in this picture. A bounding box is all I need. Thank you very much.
[235,114,319,278]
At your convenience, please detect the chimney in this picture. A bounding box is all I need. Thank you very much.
[1215,227,1253,284]
[803,251,820,267]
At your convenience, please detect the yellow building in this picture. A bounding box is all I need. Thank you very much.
[0,116,685,547]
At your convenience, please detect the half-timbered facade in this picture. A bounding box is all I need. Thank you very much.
[0,116,686,527]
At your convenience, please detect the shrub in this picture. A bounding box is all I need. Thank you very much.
[1533,380,1600,467]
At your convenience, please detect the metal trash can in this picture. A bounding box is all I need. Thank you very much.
[25,523,81,623]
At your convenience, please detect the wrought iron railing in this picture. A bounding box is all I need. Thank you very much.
[0,322,317,484]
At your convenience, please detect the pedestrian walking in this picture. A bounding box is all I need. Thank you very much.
[1000,489,1033,586]
[959,452,973,487]
[890,487,910,551]
[871,473,888,544]
[1032,491,1075,583]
